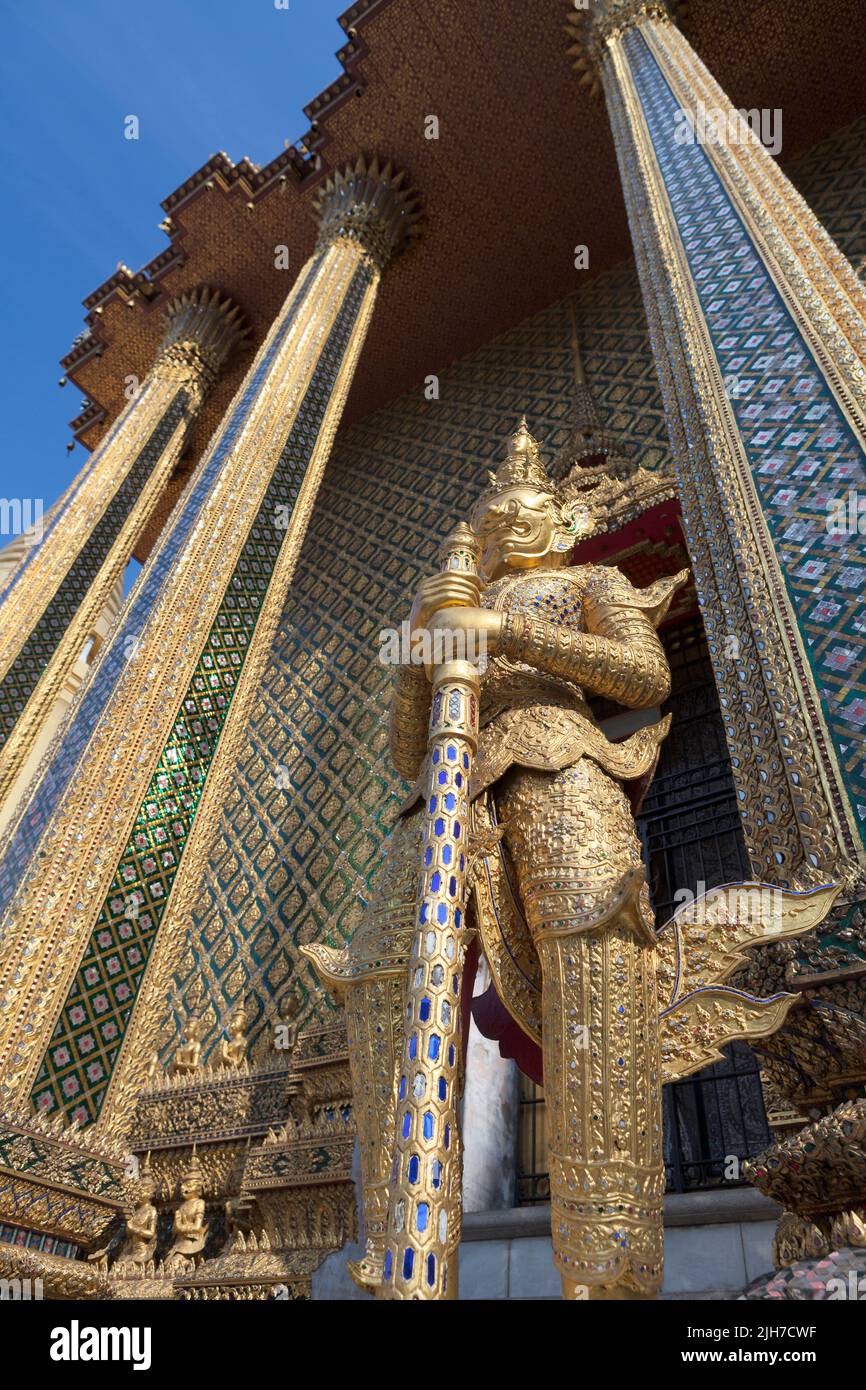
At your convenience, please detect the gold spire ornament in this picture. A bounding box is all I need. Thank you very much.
[481,416,551,493]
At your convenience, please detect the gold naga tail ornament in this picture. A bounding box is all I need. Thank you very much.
[305,416,842,1301]
[655,882,842,1078]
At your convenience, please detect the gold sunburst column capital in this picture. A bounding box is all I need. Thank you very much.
[568,1,866,905]
[566,0,682,95]
[0,156,420,1193]
[314,155,422,269]
[153,286,250,407]
[0,287,248,826]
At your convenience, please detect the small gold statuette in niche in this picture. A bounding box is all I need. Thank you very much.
[118,1153,159,1266]
[219,1003,248,1068]
[165,1148,209,1269]
[273,982,304,1056]
[172,1014,205,1076]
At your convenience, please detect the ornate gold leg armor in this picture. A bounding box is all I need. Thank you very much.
[343,976,404,1292]
[497,759,665,1299]
[302,810,423,1293]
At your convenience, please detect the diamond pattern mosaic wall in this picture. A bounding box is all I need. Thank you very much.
[787,117,866,281]
[161,262,675,1060]
[31,264,371,1125]
[626,31,866,844]
[0,392,190,749]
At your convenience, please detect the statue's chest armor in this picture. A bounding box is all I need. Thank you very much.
[483,568,588,631]
[479,569,591,716]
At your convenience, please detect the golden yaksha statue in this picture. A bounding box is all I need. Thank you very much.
[165,1149,208,1268]
[303,418,839,1301]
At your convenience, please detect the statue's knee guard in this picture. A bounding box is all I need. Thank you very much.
[344,976,405,1283]
[536,927,665,1298]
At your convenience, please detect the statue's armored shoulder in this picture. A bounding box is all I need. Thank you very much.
[582,564,690,629]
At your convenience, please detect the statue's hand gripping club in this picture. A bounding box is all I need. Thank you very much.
[380,523,482,1300]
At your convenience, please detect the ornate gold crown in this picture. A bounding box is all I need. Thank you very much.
[138,1151,156,1194]
[484,416,552,493]
[474,416,659,549]
[181,1146,205,1187]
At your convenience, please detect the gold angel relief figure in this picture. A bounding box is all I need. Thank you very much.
[302,419,839,1301]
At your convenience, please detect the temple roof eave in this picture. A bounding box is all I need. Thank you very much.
[57,0,866,464]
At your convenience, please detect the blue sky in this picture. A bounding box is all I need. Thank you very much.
[0,0,348,513]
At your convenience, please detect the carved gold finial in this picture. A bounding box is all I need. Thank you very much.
[314,155,422,269]
[180,1145,205,1191]
[438,520,480,570]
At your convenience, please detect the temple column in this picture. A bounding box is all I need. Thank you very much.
[569,0,866,899]
[572,0,866,1284]
[0,156,420,1196]
[0,289,247,819]
[0,575,125,844]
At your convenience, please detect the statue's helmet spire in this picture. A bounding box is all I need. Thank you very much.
[484,416,552,495]
[181,1146,205,1190]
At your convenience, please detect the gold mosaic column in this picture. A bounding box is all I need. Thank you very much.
[569,0,866,899]
[0,158,420,1180]
[0,289,246,816]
